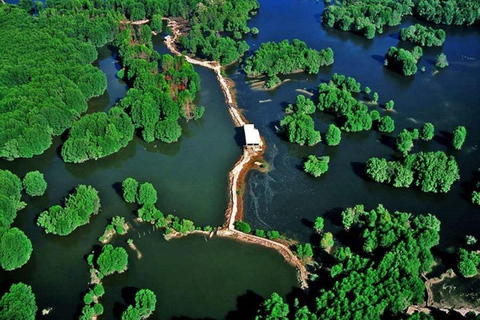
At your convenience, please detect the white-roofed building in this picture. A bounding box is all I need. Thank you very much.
[244,124,261,147]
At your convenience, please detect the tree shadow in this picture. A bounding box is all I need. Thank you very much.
[350,162,366,180]
[112,182,124,199]
[434,130,452,148]
[112,286,139,319]
[225,290,264,320]
[323,207,344,227]
[379,133,397,151]
[371,55,385,65]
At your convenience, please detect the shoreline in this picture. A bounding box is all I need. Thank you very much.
[162,17,309,289]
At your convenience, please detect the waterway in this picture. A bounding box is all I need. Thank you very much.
[236,0,480,252]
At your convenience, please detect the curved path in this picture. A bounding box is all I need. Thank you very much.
[162,18,308,289]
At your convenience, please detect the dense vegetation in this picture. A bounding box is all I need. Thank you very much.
[322,0,479,39]
[244,39,334,88]
[457,248,480,277]
[385,46,423,76]
[22,171,47,197]
[280,113,321,146]
[400,24,446,46]
[96,244,129,276]
[61,107,134,163]
[0,283,37,320]
[79,284,105,320]
[366,151,460,193]
[435,53,449,68]
[121,289,157,320]
[0,6,109,160]
[452,125,467,150]
[304,155,330,178]
[37,185,100,235]
[256,204,441,319]
[0,169,32,271]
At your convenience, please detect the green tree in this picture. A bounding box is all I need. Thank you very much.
[304,155,330,178]
[325,124,341,146]
[472,191,480,205]
[457,248,479,277]
[314,217,324,233]
[155,119,182,143]
[23,171,47,196]
[385,100,394,110]
[0,283,37,320]
[420,123,435,141]
[0,228,32,271]
[452,126,467,150]
[122,178,139,203]
[122,306,140,320]
[396,129,414,154]
[137,183,157,206]
[364,86,371,94]
[135,289,157,318]
[320,232,334,250]
[97,244,128,276]
[435,53,449,68]
[255,292,289,320]
[372,92,379,102]
[235,221,252,233]
[378,116,395,133]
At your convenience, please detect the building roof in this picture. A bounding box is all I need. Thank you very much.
[244,124,261,145]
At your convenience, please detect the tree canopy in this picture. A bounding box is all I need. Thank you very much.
[400,24,446,46]
[0,283,37,320]
[304,156,330,178]
[97,244,129,276]
[22,171,47,197]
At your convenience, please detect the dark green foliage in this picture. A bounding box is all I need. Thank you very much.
[378,116,395,133]
[154,119,182,143]
[255,293,289,320]
[325,124,341,146]
[244,39,334,85]
[265,76,281,89]
[0,7,110,160]
[435,53,449,68]
[138,204,163,223]
[0,228,32,271]
[322,0,414,39]
[122,178,139,203]
[280,113,321,146]
[61,107,134,163]
[472,191,480,205]
[37,185,100,235]
[452,126,467,150]
[313,204,441,318]
[366,151,460,193]
[385,46,422,76]
[286,95,316,115]
[236,221,252,234]
[415,0,480,25]
[297,243,314,259]
[457,248,479,277]
[304,156,330,178]
[420,123,435,141]
[0,283,37,320]
[97,244,128,276]
[23,171,47,197]
[137,183,158,206]
[170,217,195,235]
[400,24,446,46]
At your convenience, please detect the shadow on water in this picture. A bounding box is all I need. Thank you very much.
[350,162,366,180]
[372,55,385,65]
[379,133,397,151]
[434,130,453,148]
[224,290,264,320]
[323,207,344,227]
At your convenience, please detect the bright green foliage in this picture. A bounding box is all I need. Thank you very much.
[122,305,140,320]
[317,77,373,133]
[0,228,32,271]
[420,123,435,141]
[457,248,479,277]
[37,185,100,236]
[93,284,105,297]
[373,92,379,102]
[378,116,395,133]
[138,204,163,223]
[304,156,330,178]
[251,27,259,35]
[0,169,25,235]
[236,221,252,234]
[452,126,467,150]
[137,183,158,206]
[385,100,394,110]
[365,86,371,94]
[315,204,440,318]
[314,217,324,233]
[97,244,128,276]
[170,217,195,235]
[23,171,47,197]
[255,229,266,237]
[416,0,480,25]
[366,151,460,193]
[154,119,182,144]
[267,230,280,240]
[286,95,316,115]
[0,7,109,160]
[370,110,381,122]
[396,129,416,154]
[0,283,37,320]
[322,0,414,39]
[435,53,449,68]
[400,24,446,46]
[244,39,334,84]
[265,76,281,89]
[280,113,321,146]
[465,235,477,245]
[111,216,127,235]
[320,232,334,250]
[297,243,314,259]
[193,106,205,120]
[122,178,139,203]
[385,46,422,76]
[93,304,104,315]
[255,292,289,320]
[135,289,157,318]
[84,291,94,304]
[61,107,134,163]
[325,124,341,146]
[80,306,95,320]
[472,191,480,205]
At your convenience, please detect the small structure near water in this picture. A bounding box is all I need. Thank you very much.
[244,124,261,147]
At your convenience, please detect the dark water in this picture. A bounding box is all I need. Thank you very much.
[235,0,480,252]
[0,38,297,318]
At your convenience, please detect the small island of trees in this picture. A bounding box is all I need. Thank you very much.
[400,24,446,47]
[244,39,334,88]
[304,155,330,178]
[385,46,423,76]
